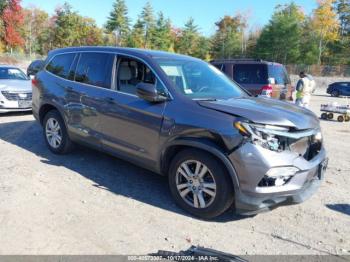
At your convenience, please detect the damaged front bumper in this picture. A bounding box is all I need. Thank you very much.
[228,140,328,215]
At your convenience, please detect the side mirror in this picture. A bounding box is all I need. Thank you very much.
[136,83,168,103]
[268,77,276,85]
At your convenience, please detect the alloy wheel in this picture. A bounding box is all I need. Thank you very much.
[175,160,217,209]
[45,118,62,149]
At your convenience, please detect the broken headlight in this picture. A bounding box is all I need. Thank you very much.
[234,121,290,152]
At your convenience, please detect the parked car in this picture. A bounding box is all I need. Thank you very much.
[211,59,293,100]
[327,82,350,97]
[0,65,32,113]
[32,47,327,219]
[27,59,44,77]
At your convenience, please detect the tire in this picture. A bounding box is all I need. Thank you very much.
[338,115,344,122]
[321,113,328,120]
[43,110,74,154]
[168,149,234,219]
[345,115,350,122]
[327,113,334,120]
[331,90,339,97]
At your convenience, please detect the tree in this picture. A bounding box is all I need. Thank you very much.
[1,0,24,53]
[335,0,350,37]
[311,0,340,64]
[128,18,144,48]
[140,1,155,48]
[150,12,173,51]
[211,15,243,59]
[105,0,130,46]
[255,3,304,64]
[22,7,49,56]
[175,17,200,56]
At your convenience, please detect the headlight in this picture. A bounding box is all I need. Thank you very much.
[235,121,289,152]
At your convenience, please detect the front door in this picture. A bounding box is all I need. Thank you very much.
[98,55,168,169]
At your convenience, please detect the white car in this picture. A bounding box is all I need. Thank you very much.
[0,65,32,113]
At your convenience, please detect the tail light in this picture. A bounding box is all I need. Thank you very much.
[261,85,273,97]
[32,78,39,88]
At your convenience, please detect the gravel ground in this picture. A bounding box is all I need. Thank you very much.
[0,87,349,256]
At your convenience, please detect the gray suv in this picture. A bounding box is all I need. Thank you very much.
[32,47,328,219]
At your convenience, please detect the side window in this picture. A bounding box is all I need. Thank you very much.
[116,57,166,96]
[233,64,267,84]
[75,53,114,88]
[46,54,76,79]
[269,65,290,85]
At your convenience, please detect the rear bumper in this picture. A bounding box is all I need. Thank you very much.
[228,142,328,215]
[0,108,32,113]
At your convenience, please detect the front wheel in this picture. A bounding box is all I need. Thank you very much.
[168,149,234,219]
[43,110,74,154]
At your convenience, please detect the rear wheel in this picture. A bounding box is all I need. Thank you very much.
[338,115,344,122]
[331,90,339,97]
[327,113,334,120]
[345,115,350,122]
[168,149,234,219]
[321,113,328,120]
[43,110,74,154]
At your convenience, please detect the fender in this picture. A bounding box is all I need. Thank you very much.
[160,138,240,191]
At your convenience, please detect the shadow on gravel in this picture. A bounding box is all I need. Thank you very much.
[326,204,350,216]
[0,119,245,222]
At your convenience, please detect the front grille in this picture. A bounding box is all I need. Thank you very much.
[1,91,32,101]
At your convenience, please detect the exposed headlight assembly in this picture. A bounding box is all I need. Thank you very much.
[234,121,289,152]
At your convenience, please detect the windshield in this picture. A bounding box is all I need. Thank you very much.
[0,68,28,80]
[156,58,247,100]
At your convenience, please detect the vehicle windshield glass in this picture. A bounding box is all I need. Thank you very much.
[155,58,247,100]
[0,68,28,80]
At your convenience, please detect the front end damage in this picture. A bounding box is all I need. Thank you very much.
[229,122,328,215]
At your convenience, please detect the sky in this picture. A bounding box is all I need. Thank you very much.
[21,0,317,35]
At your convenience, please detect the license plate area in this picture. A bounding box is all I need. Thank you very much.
[18,100,32,108]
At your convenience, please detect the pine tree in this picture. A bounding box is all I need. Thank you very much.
[255,3,304,64]
[176,17,200,56]
[106,0,130,46]
[140,1,155,48]
[151,12,172,51]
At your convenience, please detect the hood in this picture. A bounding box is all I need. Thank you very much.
[198,97,319,130]
[0,80,32,92]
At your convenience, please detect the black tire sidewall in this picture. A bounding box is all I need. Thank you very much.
[168,149,234,219]
[43,110,71,154]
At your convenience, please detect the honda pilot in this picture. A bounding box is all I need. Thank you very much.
[32,47,328,219]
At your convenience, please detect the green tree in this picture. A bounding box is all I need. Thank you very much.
[255,3,304,64]
[105,0,129,46]
[211,15,243,59]
[22,7,49,56]
[175,17,200,56]
[127,18,144,48]
[336,0,350,36]
[140,1,155,48]
[150,12,172,51]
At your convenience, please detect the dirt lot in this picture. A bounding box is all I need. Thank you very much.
[0,88,349,256]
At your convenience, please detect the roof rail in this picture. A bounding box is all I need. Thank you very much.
[210,58,264,63]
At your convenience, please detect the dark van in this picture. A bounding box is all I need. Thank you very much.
[211,59,293,100]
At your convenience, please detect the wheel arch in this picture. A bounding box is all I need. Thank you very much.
[160,138,240,191]
[39,103,65,125]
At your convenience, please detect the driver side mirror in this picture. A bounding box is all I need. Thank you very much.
[136,83,168,103]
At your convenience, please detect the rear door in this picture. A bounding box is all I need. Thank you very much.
[268,64,292,100]
[232,63,268,95]
[65,52,114,147]
[97,55,167,169]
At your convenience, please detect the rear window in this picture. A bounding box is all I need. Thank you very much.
[232,64,267,84]
[269,65,290,85]
[75,53,114,88]
[46,54,75,79]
